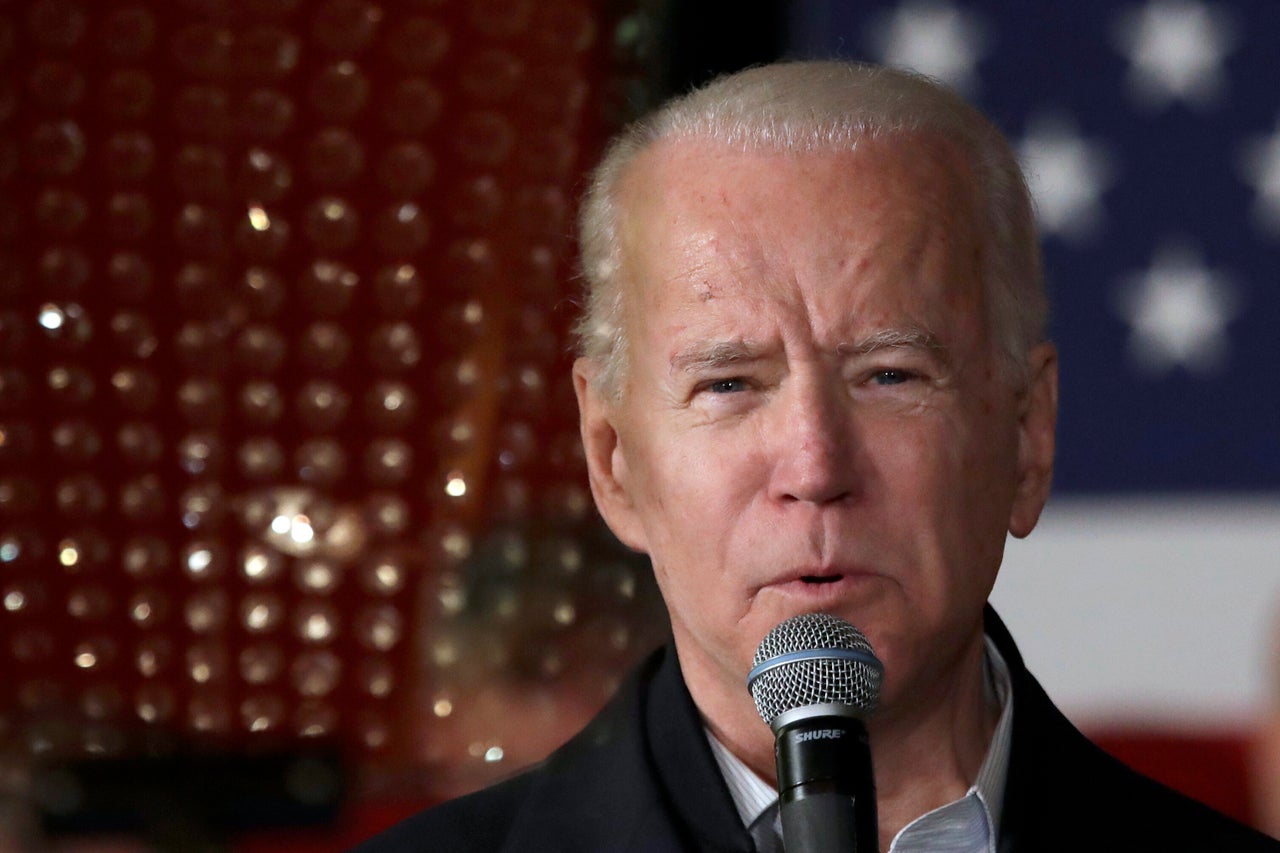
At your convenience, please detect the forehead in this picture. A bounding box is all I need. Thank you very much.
[613,133,986,336]
[624,129,975,207]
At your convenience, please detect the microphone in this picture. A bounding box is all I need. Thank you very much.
[747,612,884,853]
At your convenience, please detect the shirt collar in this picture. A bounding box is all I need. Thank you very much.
[706,727,776,829]
[706,634,1014,841]
[975,634,1013,841]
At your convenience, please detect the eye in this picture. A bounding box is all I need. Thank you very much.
[871,369,914,386]
[707,377,749,393]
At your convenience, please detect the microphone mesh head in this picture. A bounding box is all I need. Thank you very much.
[748,612,883,726]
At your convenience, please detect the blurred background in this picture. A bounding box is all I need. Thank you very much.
[0,0,1276,849]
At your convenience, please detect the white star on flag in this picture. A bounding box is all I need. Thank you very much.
[1237,119,1280,239]
[1018,113,1118,243]
[1111,0,1237,110]
[868,0,988,95]
[1112,243,1240,375]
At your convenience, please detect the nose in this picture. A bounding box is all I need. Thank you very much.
[768,376,857,506]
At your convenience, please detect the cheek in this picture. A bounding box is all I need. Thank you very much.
[871,404,1016,547]
[967,397,1022,496]
[870,411,964,492]
[625,427,743,550]
[625,429,769,603]
[928,403,1022,573]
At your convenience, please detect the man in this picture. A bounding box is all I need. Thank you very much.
[356,61,1280,851]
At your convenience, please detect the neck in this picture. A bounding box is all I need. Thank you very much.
[870,648,997,846]
[680,647,779,785]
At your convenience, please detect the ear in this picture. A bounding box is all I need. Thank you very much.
[572,358,650,552]
[1008,342,1058,539]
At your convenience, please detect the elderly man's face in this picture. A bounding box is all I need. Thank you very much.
[576,135,1056,722]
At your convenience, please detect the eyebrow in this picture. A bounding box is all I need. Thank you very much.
[669,326,947,376]
[669,340,763,375]
[838,326,947,358]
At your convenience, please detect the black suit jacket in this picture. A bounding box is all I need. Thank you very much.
[353,609,1280,851]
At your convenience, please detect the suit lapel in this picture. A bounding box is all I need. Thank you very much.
[987,605,1103,853]
[644,647,759,853]
[495,646,753,852]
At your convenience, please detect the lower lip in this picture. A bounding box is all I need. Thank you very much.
[768,575,874,598]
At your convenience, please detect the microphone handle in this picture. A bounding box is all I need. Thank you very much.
[775,715,878,853]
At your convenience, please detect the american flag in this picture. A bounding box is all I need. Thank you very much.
[781,1,1280,725]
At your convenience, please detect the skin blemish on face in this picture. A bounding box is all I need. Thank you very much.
[838,254,875,277]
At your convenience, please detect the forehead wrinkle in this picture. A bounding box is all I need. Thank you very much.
[663,253,720,292]
[657,224,762,304]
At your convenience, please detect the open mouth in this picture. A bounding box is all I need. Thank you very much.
[800,574,843,585]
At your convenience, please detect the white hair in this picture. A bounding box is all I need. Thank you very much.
[573,60,1047,397]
